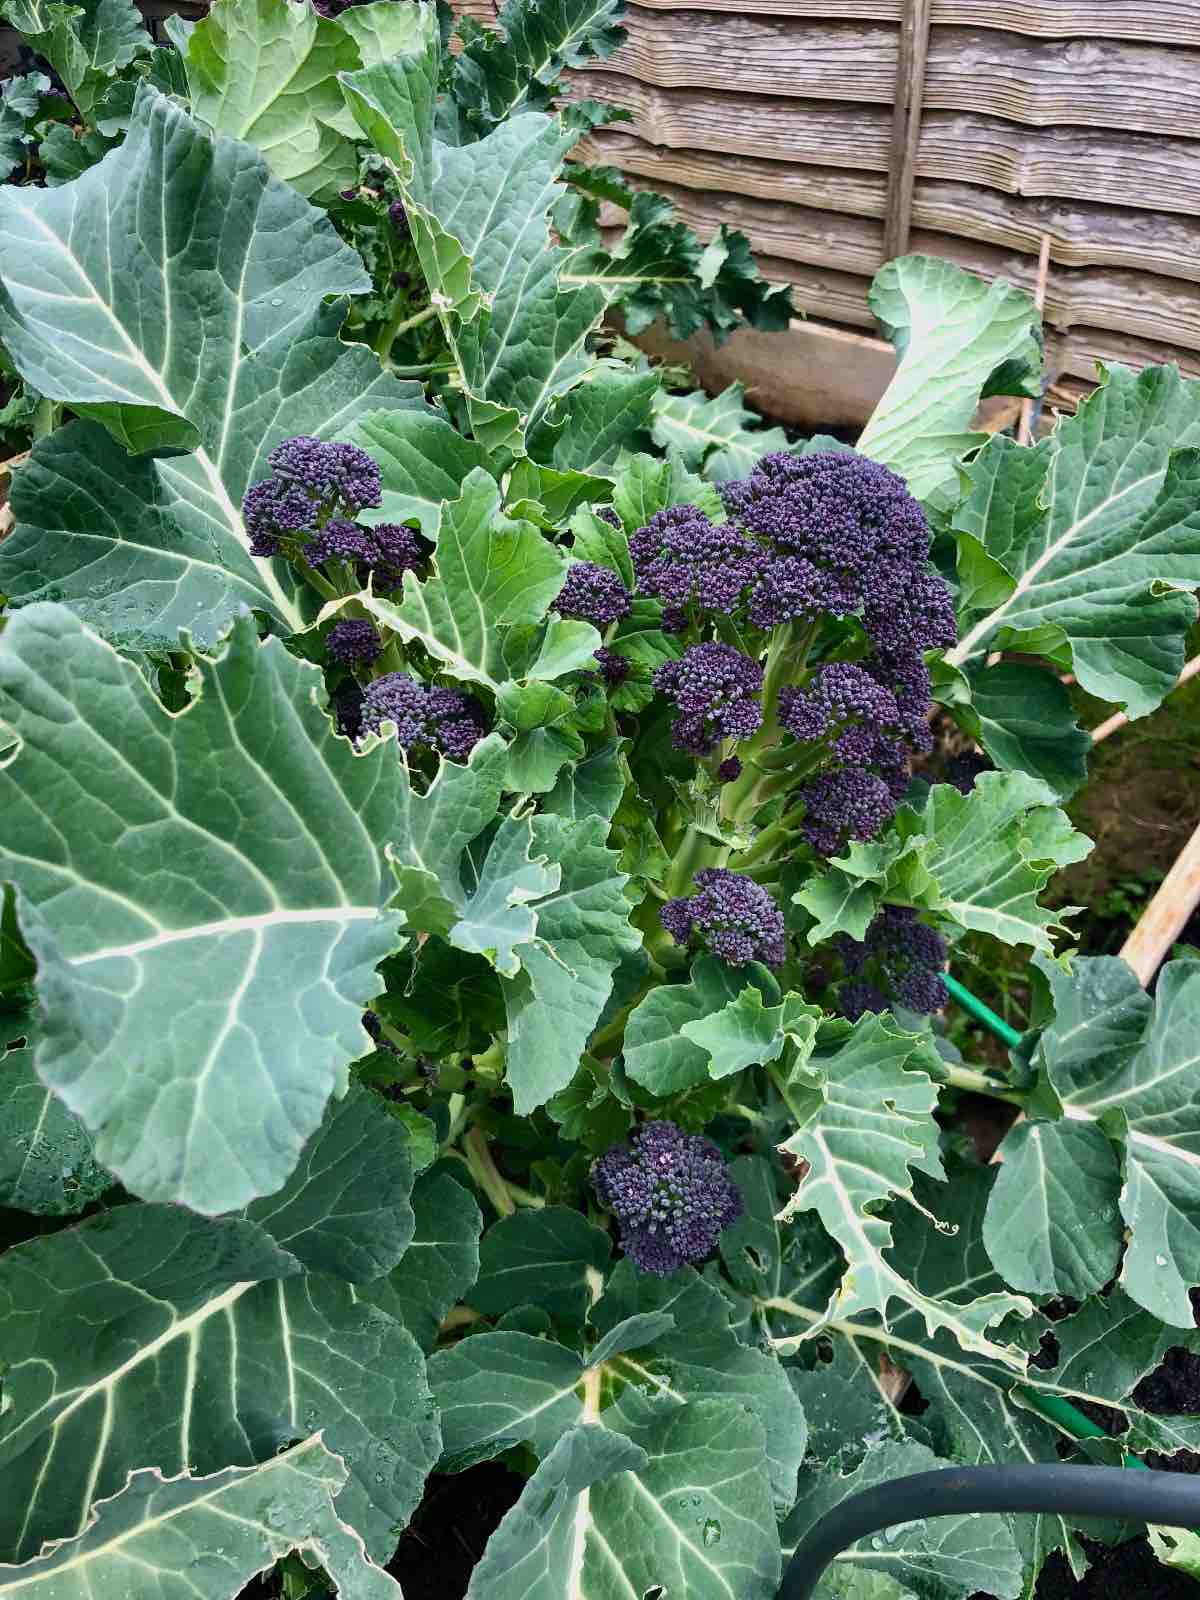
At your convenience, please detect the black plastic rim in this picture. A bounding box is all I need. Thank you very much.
[778,1462,1200,1600]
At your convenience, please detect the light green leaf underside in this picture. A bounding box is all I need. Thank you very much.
[778,1015,1030,1362]
[796,772,1091,954]
[650,381,789,481]
[1030,953,1200,1327]
[983,1118,1122,1299]
[0,1436,405,1599]
[0,1202,439,1563]
[858,254,1040,512]
[501,811,641,1115]
[947,364,1200,717]
[0,86,422,649]
[183,0,362,196]
[363,470,566,692]
[340,10,608,453]
[466,1407,781,1600]
[0,606,407,1213]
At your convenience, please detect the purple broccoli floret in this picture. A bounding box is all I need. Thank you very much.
[748,554,851,629]
[652,641,763,756]
[371,523,425,591]
[242,479,318,556]
[554,561,633,626]
[326,619,382,666]
[593,1120,743,1276]
[867,649,936,754]
[864,570,957,659]
[360,672,488,762]
[835,905,948,1018]
[945,750,992,794]
[716,755,742,784]
[593,646,631,688]
[389,199,410,238]
[596,505,622,529]
[798,767,898,857]
[660,867,786,968]
[266,436,382,515]
[333,684,365,741]
[630,504,764,620]
[304,517,380,568]
[778,662,903,747]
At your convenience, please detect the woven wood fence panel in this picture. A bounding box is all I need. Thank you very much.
[458,0,1200,417]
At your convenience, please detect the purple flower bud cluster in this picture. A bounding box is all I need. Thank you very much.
[389,199,410,239]
[797,769,900,858]
[241,435,385,563]
[360,671,489,762]
[596,505,622,529]
[554,561,633,626]
[303,521,423,593]
[592,646,631,688]
[778,662,902,749]
[661,867,786,968]
[652,642,763,756]
[326,619,382,666]
[629,504,764,627]
[945,750,992,794]
[716,755,742,783]
[593,1120,743,1276]
[835,905,949,1019]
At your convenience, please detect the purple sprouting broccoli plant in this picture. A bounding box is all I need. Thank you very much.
[661,867,786,968]
[553,561,633,626]
[593,1120,743,1276]
[835,905,949,1019]
[629,504,764,630]
[360,671,488,762]
[652,641,763,756]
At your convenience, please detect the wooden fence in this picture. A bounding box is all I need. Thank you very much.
[459,0,1200,424]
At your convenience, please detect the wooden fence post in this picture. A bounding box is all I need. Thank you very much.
[882,0,932,261]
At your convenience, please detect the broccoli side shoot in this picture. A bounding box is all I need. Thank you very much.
[593,1120,743,1276]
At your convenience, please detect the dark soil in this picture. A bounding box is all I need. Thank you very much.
[385,1463,523,1600]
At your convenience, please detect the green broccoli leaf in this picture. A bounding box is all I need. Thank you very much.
[0,0,150,117]
[650,382,789,481]
[450,0,627,130]
[0,1011,109,1216]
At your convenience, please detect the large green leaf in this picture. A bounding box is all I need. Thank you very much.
[0,606,408,1213]
[341,11,608,453]
[946,366,1200,716]
[0,86,421,648]
[0,0,150,117]
[466,1406,780,1600]
[981,1118,1122,1299]
[1014,954,1200,1327]
[501,811,641,1114]
[338,408,493,540]
[354,1171,483,1352]
[650,382,789,482]
[363,471,568,691]
[0,72,47,182]
[182,0,362,197]
[857,256,1041,513]
[958,662,1091,801]
[0,1203,439,1561]
[527,366,659,475]
[795,772,1091,953]
[242,1082,416,1281]
[623,957,778,1095]
[451,0,626,129]
[0,1015,108,1216]
[777,1015,1030,1361]
[467,1206,611,1324]
[783,1440,1023,1599]
[0,1436,404,1599]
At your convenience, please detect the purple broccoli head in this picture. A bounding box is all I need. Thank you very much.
[554,561,633,626]
[326,619,382,666]
[835,905,948,1018]
[593,1120,743,1276]
[593,646,632,688]
[660,867,786,968]
[778,662,902,747]
[798,767,899,857]
[360,671,488,762]
[241,436,384,562]
[652,641,763,756]
[630,504,764,621]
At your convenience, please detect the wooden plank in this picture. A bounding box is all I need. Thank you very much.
[599,184,1200,352]
[569,78,1200,216]
[577,134,1200,284]
[455,0,1200,47]
[883,0,931,259]
[580,13,1200,139]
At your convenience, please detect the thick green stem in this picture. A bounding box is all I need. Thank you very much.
[374,300,439,362]
[940,1063,1025,1106]
[31,397,56,440]
[662,821,725,900]
[722,617,819,826]
[461,1126,516,1218]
